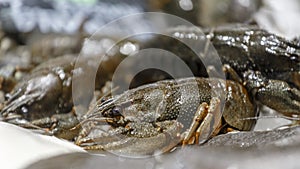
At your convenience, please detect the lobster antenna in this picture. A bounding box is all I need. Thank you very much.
[240,115,300,121]
[97,85,119,105]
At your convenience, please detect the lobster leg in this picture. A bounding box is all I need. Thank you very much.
[182,97,223,145]
[30,111,80,140]
[255,79,300,117]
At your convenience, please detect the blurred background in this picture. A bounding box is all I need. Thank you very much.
[1,0,299,37]
[0,0,300,169]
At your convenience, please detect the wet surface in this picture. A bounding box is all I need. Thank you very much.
[25,126,300,169]
[0,0,299,168]
[204,126,300,147]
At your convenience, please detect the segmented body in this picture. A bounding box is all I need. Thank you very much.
[0,38,139,138]
[142,25,299,88]
[76,77,256,155]
[206,25,299,88]
[1,54,75,121]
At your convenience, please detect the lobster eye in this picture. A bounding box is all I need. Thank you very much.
[100,97,106,103]
[111,106,122,117]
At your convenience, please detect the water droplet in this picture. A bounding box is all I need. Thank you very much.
[120,42,138,55]
[21,106,28,113]
[178,0,193,11]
